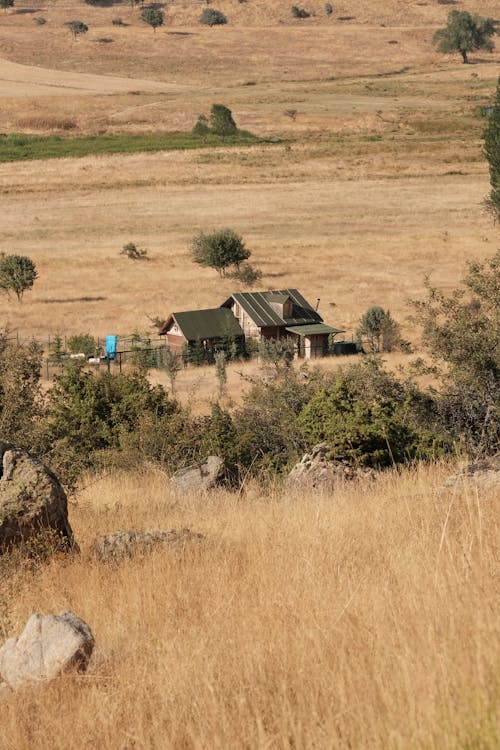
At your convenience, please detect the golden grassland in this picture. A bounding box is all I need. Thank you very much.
[0,1,499,343]
[1,463,499,748]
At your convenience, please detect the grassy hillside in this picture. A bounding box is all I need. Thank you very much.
[2,463,499,748]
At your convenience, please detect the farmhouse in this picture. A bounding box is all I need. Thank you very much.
[161,290,344,360]
[221,289,344,359]
[159,307,244,356]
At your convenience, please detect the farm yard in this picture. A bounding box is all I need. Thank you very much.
[0,2,499,749]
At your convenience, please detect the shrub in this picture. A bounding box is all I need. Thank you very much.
[140,7,164,33]
[291,6,310,19]
[112,18,125,26]
[199,8,227,26]
[65,20,88,39]
[228,263,263,286]
[192,114,210,137]
[34,16,46,25]
[120,242,148,260]
[67,334,96,358]
[325,3,333,15]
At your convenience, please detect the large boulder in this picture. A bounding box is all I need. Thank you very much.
[170,455,227,493]
[0,611,94,693]
[442,453,500,491]
[287,443,376,489]
[93,528,204,563]
[0,444,77,554]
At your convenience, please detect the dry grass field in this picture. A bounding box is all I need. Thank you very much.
[1,463,499,748]
[0,0,498,345]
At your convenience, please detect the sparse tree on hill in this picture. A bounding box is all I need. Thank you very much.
[432,10,496,64]
[163,348,181,394]
[65,20,89,40]
[191,229,250,277]
[0,254,37,302]
[140,7,164,33]
[484,77,500,223]
[0,0,14,14]
[210,104,237,136]
[357,306,401,353]
[192,114,210,137]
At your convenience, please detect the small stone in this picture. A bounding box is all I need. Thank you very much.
[93,528,204,563]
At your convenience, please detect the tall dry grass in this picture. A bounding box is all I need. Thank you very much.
[1,463,498,749]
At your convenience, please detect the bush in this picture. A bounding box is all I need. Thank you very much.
[325,3,333,15]
[228,263,263,286]
[120,242,148,260]
[291,6,310,19]
[112,18,126,26]
[412,251,500,456]
[210,104,237,136]
[67,334,96,358]
[199,8,227,26]
[34,16,46,25]
[192,114,210,137]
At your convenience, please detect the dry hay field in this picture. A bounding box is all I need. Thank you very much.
[0,0,498,344]
[2,463,499,749]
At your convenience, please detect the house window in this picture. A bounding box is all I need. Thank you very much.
[234,303,241,318]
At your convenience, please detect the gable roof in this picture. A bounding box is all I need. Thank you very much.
[222,289,323,328]
[161,307,244,341]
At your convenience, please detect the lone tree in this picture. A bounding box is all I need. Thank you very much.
[210,104,237,136]
[191,229,250,277]
[0,254,37,302]
[65,20,88,40]
[140,7,164,33]
[0,0,14,13]
[357,306,400,353]
[432,11,496,64]
[484,77,500,222]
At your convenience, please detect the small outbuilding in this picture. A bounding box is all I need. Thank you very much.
[159,307,244,356]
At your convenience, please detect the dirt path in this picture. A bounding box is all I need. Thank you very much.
[0,58,187,97]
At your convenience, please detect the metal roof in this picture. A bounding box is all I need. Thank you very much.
[224,289,323,327]
[285,324,345,336]
[166,308,244,341]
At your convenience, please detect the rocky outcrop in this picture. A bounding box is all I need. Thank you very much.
[170,456,227,493]
[0,444,77,554]
[442,454,500,491]
[93,528,204,563]
[0,611,94,693]
[287,443,377,489]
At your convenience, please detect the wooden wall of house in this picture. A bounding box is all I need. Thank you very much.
[166,332,186,354]
[231,302,261,339]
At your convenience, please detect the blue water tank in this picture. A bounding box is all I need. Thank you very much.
[105,335,118,360]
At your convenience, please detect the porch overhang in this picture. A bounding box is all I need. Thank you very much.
[285,324,345,337]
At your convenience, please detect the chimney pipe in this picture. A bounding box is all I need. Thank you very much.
[315,298,320,311]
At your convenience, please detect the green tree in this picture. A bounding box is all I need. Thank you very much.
[192,114,210,137]
[199,8,227,26]
[412,251,500,455]
[0,0,14,12]
[209,104,237,136]
[190,228,250,277]
[357,306,400,353]
[0,254,37,302]
[65,20,89,40]
[484,77,500,222]
[140,7,164,33]
[432,11,496,64]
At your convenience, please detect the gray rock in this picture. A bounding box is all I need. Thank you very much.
[442,453,500,491]
[287,444,377,489]
[171,455,226,493]
[0,445,77,554]
[0,611,94,690]
[93,528,204,563]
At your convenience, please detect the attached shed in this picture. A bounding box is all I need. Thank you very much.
[159,308,244,356]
